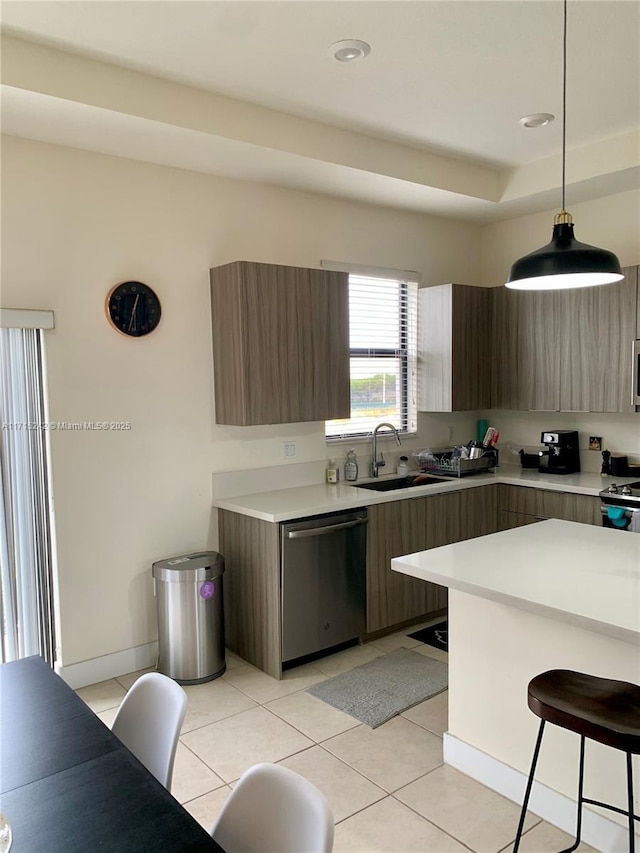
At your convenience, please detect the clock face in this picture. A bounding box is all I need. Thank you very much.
[106,281,161,337]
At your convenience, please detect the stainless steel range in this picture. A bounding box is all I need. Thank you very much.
[599,481,640,532]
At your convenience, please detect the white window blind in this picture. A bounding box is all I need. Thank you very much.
[0,328,57,664]
[326,274,418,440]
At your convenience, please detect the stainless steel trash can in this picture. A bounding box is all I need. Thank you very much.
[152,551,225,684]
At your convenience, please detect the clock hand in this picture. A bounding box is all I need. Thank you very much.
[128,294,140,332]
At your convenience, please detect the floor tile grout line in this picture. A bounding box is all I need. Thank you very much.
[180,783,233,809]
[312,742,390,796]
[389,785,486,853]
[177,779,230,807]
[493,815,546,853]
[261,692,362,744]
[180,705,316,785]
[331,792,394,827]
[178,701,261,737]
[177,737,228,787]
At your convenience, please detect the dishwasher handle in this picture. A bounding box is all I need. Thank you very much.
[286,518,368,539]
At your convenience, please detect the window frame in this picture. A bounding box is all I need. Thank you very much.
[323,264,419,442]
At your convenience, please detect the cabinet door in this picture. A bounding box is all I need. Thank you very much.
[451,285,492,410]
[560,266,638,413]
[458,485,499,540]
[366,498,432,632]
[497,484,545,529]
[419,284,491,412]
[491,289,560,411]
[366,494,457,632]
[218,510,281,678]
[498,485,600,529]
[540,490,601,525]
[210,262,350,425]
[491,288,516,409]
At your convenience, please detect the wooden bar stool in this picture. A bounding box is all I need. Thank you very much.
[513,670,640,853]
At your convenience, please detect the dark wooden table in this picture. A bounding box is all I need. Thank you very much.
[0,655,224,852]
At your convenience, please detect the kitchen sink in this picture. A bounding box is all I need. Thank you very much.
[352,475,451,492]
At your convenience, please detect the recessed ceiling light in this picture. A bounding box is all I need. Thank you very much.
[519,113,555,128]
[328,39,371,63]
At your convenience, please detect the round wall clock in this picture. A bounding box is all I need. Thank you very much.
[106,281,161,337]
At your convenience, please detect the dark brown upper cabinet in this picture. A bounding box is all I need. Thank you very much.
[210,261,351,425]
[491,265,638,413]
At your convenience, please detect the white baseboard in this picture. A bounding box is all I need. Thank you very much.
[443,733,639,853]
[55,642,158,689]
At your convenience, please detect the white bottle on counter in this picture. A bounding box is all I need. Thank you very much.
[344,449,358,481]
[397,455,409,477]
[326,459,339,483]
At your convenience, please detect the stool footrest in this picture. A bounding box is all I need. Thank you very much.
[582,797,640,823]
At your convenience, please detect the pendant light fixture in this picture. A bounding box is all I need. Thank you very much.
[505,0,623,291]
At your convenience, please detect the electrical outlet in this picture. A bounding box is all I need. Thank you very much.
[448,425,455,443]
[282,441,296,459]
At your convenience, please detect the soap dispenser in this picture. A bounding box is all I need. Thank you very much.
[344,449,358,481]
[326,459,339,483]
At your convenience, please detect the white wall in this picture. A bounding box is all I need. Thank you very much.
[0,135,482,667]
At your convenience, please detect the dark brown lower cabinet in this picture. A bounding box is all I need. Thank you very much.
[498,484,601,529]
[219,483,599,677]
[366,485,499,633]
[219,509,282,679]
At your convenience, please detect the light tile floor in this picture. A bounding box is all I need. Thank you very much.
[78,622,596,853]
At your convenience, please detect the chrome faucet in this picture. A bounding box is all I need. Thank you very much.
[371,422,401,477]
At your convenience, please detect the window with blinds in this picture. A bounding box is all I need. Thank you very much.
[0,327,57,665]
[326,274,418,440]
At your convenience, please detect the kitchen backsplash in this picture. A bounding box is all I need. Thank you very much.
[479,410,639,473]
[212,410,638,495]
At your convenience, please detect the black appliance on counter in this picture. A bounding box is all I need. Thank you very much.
[538,430,580,475]
[600,481,640,532]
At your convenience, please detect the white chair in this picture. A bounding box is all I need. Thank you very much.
[211,763,335,853]
[111,672,187,791]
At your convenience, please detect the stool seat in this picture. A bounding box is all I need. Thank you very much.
[528,670,640,754]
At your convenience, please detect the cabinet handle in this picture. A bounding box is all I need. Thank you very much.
[286,518,367,539]
[632,340,640,407]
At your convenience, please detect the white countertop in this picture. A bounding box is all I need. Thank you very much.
[213,467,637,523]
[392,519,640,645]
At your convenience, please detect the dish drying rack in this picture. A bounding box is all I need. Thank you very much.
[414,448,498,478]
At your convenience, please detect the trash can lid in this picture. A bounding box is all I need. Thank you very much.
[152,551,225,582]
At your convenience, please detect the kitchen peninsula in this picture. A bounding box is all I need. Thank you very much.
[392,520,640,853]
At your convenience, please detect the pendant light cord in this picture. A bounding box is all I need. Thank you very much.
[561,0,567,213]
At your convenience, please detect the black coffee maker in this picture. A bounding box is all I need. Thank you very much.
[539,430,580,475]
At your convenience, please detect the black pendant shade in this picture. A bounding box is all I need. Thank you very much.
[506,220,623,291]
[505,0,623,291]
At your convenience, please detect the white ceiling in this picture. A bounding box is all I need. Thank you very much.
[1,0,639,221]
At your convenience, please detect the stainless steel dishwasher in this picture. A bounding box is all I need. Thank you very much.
[281,508,367,665]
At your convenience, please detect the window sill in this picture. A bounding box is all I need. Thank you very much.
[326,430,418,446]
